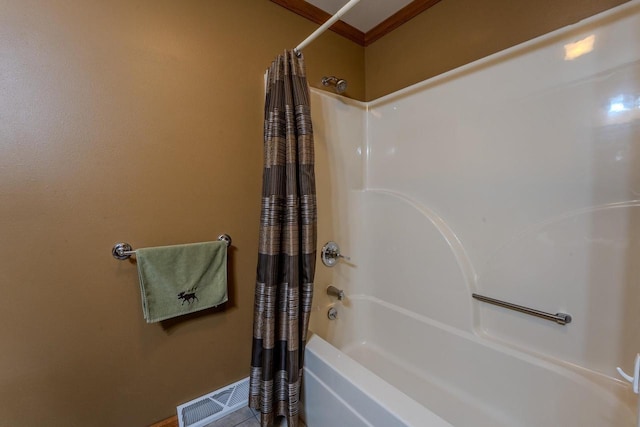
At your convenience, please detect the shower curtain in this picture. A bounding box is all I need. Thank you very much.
[249,51,317,427]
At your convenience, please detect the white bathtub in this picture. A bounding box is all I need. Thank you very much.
[302,332,450,427]
[302,296,635,427]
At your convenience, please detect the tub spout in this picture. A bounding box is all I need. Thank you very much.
[327,285,345,301]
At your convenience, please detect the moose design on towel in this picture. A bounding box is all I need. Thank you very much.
[177,290,198,305]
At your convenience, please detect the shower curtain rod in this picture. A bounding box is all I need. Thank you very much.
[294,0,362,56]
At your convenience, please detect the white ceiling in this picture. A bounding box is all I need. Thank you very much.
[305,0,414,33]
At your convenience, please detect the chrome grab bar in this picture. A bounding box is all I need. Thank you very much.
[472,293,572,325]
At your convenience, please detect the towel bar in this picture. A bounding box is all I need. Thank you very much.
[472,293,572,325]
[112,234,232,260]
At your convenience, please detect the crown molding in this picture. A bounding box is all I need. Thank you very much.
[270,0,442,47]
[271,0,365,45]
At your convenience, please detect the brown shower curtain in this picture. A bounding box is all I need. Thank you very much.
[249,51,317,427]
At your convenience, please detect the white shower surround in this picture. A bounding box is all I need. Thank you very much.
[303,1,640,426]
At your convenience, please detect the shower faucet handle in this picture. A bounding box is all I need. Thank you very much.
[321,241,350,267]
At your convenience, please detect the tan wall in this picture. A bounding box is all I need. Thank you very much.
[365,0,629,100]
[0,1,363,426]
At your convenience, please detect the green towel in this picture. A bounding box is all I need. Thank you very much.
[136,241,228,323]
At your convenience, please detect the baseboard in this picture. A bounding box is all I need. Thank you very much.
[150,415,178,427]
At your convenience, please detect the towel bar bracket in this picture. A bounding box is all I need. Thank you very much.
[112,234,232,261]
[217,234,232,248]
[112,243,133,260]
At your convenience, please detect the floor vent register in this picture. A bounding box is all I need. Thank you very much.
[177,377,250,427]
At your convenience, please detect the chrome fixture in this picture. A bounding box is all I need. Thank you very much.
[472,293,572,325]
[327,306,338,320]
[322,76,347,94]
[617,354,640,394]
[321,241,350,267]
[112,234,232,260]
[112,242,134,260]
[616,354,640,427]
[327,285,345,301]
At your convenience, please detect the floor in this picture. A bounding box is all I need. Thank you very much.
[203,406,306,427]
